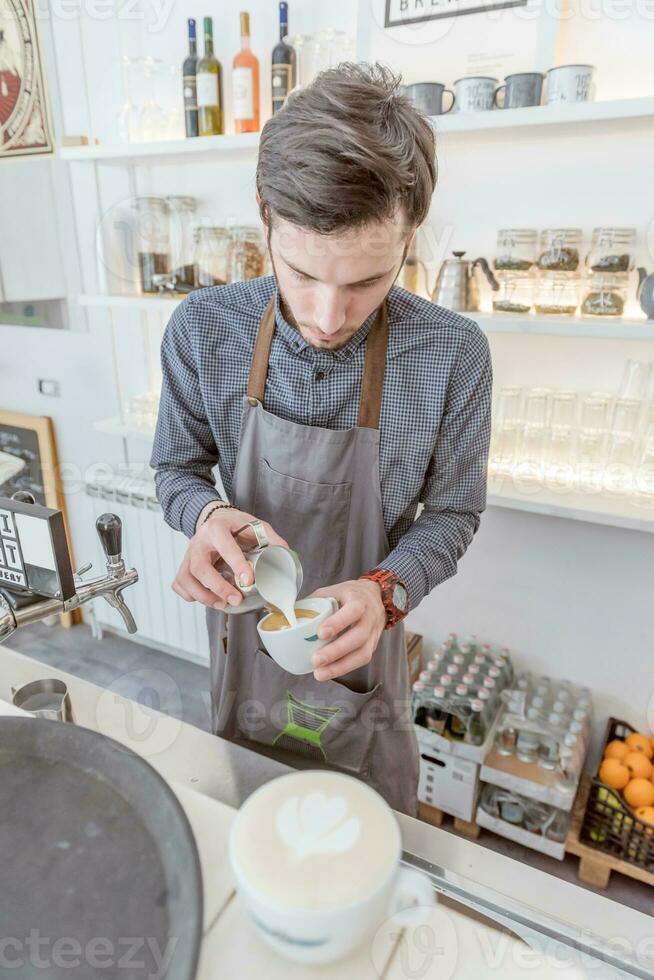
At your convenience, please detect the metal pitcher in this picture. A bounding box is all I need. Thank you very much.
[432,251,499,312]
[11,678,75,722]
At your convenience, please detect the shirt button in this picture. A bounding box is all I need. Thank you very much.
[315,371,325,381]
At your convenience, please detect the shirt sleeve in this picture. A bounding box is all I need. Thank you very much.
[377,324,492,611]
[149,299,223,538]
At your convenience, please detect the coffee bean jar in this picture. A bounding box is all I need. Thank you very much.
[494,229,538,272]
[535,272,581,316]
[492,272,535,314]
[581,273,628,317]
[585,227,636,274]
[537,228,582,272]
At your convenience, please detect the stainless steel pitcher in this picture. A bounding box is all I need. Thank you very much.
[432,251,499,312]
[11,678,75,722]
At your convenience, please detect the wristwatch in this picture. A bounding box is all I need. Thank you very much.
[359,569,409,629]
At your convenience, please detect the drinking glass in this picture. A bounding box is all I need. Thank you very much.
[633,421,654,506]
[545,392,578,489]
[490,386,523,475]
[577,394,610,493]
[604,397,641,494]
[618,359,653,403]
[517,387,551,484]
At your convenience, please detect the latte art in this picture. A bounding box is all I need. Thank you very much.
[276,792,361,862]
[260,607,319,631]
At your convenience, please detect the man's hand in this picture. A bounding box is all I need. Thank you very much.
[308,579,386,682]
[172,507,288,611]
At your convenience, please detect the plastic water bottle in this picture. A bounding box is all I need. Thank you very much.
[466,698,487,745]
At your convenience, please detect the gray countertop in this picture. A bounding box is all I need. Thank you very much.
[2,644,653,977]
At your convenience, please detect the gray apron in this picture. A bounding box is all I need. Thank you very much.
[207,296,419,816]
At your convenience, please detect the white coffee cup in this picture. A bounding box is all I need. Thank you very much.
[256,596,339,675]
[229,770,435,964]
[546,64,594,104]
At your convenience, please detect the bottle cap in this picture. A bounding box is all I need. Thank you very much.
[455,684,468,696]
[240,11,250,35]
[470,699,484,712]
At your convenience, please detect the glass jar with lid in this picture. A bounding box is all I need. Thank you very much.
[133,196,171,293]
[535,272,581,316]
[586,227,636,273]
[581,272,628,317]
[195,226,231,287]
[492,272,535,314]
[166,196,198,290]
[494,229,537,272]
[537,229,582,272]
[228,226,266,282]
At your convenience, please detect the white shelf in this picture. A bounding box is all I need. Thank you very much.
[60,131,260,165]
[59,98,654,165]
[476,312,654,340]
[79,293,183,315]
[431,96,654,136]
[488,478,654,534]
[93,416,155,442]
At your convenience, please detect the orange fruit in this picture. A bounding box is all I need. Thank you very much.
[624,752,653,780]
[599,758,630,790]
[604,739,628,762]
[625,733,653,759]
[624,778,654,809]
[636,806,654,834]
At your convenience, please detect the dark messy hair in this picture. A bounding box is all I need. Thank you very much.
[256,62,437,235]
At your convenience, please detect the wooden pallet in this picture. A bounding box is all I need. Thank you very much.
[418,800,481,839]
[565,775,654,890]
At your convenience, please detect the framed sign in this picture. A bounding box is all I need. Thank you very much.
[0,0,54,157]
[0,410,78,623]
[0,497,75,600]
[385,0,528,26]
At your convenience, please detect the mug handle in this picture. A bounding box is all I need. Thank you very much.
[442,88,456,113]
[493,84,505,109]
[389,867,436,927]
[325,597,339,616]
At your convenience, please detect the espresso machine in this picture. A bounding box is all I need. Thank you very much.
[0,491,138,644]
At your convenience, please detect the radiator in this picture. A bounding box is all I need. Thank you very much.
[82,478,210,665]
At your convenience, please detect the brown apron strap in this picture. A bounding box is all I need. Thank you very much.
[357,302,388,430]
[247,296,276,402]
[247,294,388,429]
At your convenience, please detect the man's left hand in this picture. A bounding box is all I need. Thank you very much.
[308,579,386,682]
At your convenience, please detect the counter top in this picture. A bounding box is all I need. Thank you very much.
[2,645,652,978]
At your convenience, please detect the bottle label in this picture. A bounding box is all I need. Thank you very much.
[233,66,254,120]
[197,72,219,108]
[271,63,293,109]
[183,75,197,110]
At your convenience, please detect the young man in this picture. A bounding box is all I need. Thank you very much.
[150,63,492,816]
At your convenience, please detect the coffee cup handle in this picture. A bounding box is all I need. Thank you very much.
[442,89,456,113]
[325,597,339,616]
[493,84,505,109]
[389,867,436,927]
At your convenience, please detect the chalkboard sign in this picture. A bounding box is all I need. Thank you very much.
[385,0,527,26]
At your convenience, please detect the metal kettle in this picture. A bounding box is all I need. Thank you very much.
[432,251,499,312]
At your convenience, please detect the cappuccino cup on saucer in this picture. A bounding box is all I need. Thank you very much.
[229,770,435,964]
[257,596,338,675]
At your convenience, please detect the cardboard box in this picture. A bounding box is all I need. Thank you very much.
[413,706,500,766]
[405,631,423,685]
[417,733,480,822]
[476,805,566,860]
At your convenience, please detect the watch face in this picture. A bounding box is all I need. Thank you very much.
[392,583,408,612]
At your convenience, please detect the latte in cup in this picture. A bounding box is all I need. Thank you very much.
[260,607,319,632]
[229,771,433,963]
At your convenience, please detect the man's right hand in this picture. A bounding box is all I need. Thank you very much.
[172,506,289,611]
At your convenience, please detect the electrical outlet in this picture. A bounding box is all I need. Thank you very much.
[38,379,60,397]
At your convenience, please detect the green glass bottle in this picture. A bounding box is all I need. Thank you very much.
[197,16,224,136]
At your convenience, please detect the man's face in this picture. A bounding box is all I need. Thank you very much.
[267,213,413,350]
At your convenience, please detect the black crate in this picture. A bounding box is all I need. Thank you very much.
[579,717,654,871]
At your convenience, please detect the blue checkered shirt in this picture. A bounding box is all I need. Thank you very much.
[150,276,492,611]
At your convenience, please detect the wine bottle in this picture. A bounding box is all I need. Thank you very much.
[183,18,199,138]
[233,11,260,133]
[271,1,296,115]
[197,16,224,136]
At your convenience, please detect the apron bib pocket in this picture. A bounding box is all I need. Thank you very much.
[235,646,381,777]
[254,458,351,590]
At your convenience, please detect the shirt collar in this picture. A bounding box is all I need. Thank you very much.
[273,291,380,363]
